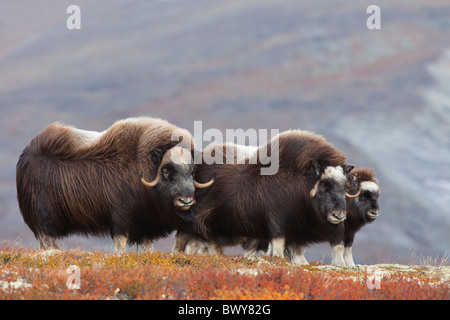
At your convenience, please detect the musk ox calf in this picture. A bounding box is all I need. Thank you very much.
[174,130,359,260]
[339,168,380,266]
[16,117,212,253]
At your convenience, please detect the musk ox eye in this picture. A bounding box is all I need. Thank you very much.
[361,191,372,199]
[162,168,170,179]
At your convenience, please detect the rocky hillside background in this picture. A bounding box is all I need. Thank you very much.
[1,0,449,264]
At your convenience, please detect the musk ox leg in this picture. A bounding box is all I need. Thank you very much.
[287,243,309,265]
[173,232,212,254]
[266,242,273,256]
[330,243,346,267]
[37,234,59,251]
[271,237,286,258]
[344,246,356,267]
[206,241,224,255]
[242,239,258,257]
[243,250,257,258]
[186,239,210,255]
[113,234,128,254]
[172,231,190,253]
[344,235,356,267]
[140,239,154,252]
[198,244,211,255]
[241,238,269,257]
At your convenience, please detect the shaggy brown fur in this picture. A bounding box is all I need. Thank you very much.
[344,168,380,251]
[16,117,196,253]
[247,167,381,266]
[179,130,353,254]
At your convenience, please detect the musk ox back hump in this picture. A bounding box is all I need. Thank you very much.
[16,123,115,238]
[25,123,81,160]
[16,117,195,247]
[277,130,346,173]
[193,129,350,243]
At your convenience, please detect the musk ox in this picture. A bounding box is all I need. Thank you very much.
[16,117,212,253]
[283,168,380,266]
[237,167,380,267]
[174,130,359,260]
[339,167,380,266]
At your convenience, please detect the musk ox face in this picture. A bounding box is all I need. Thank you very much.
[309,161,356,224]
[159,161,196,211]
[141,146,213,212]
[357,181,380,221]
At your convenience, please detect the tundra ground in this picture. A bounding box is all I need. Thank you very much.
[0,247,448,300]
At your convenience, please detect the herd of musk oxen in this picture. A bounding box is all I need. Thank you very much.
[16,117,380,267]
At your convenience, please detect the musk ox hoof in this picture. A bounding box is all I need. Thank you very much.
[333,260,347,267]
[291,255,309,266]
[33,249,61,260]
[41,249,61,256]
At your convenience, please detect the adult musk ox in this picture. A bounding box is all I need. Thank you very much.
[284,167,380,266]
[174,130,359,260]
[16,117,213,253]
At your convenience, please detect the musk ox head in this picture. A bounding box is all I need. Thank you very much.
[309,161,358,224]
[141,146,213,212]
[347,169,380,222]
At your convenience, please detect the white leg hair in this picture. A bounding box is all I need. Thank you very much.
[37,234,59,251]
[241,238,259,257]
[243,246,257,257]
[139,239,154,252]
[185,239,210,255]
[172,231,191,252]
[331,243,346,267]
[197,242,211,255]
[271,237,286,257]
[344,246,356,267]
[113,234,128,255]
[266,242,273,256]
[206,241,224,255]
[287,243,309,265]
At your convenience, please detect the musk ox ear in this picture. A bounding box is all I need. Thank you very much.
[150,148,163,165]
[309,160,321,177]
[342,164,355,175]
[347,173,357,189]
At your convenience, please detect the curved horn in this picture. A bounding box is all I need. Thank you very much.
[141,171,160,188]
[194,178,214,189]
[345,189,361,199]
[310,180,320,198]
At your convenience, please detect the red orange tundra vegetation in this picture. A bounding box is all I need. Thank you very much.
[0,247,448,300]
